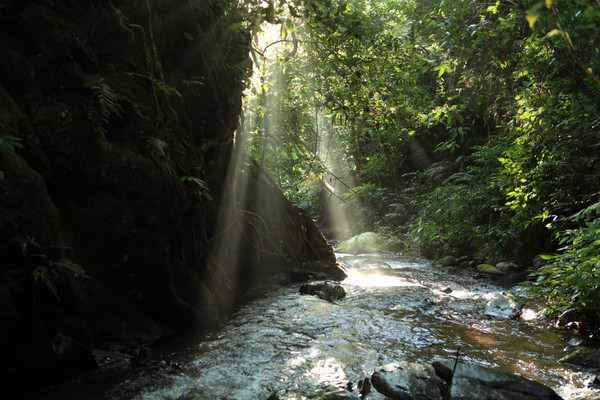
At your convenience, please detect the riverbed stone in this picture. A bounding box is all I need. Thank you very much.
[496,261,519,273]
[432,360,563,399]
[434,256,458,267]
[477,263,503,275]
[560,346,600,369]
[309,386,361,400]
[300,281,346,301]
[371,361,443,400]
[485,293,524,319]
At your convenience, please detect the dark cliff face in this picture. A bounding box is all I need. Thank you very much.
[0,0,343,391]
[0,0,253,390]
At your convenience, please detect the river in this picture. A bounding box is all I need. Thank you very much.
[26,251,600,399]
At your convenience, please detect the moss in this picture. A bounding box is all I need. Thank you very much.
[477,263,503,275]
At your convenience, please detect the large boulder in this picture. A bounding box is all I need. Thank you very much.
[432,360,563,400]
[371,362,443,400]
[336,232,401,254]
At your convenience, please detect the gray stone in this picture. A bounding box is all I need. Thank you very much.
[310,386,361,400]
[300,281,346,302]
[371,361,443,400]
[495,261,519,273]
[432,360,563,399]
[485,293,523,319]
[560,346,600,369]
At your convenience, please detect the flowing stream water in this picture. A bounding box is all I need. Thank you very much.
[29,252,600,399]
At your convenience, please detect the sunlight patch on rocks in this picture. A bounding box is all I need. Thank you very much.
[344,269,423,288]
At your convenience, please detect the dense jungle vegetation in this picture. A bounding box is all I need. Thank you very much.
[240,0,600,329]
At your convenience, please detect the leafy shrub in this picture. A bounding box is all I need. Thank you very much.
[407,162,502,260]
[529,200,600,323]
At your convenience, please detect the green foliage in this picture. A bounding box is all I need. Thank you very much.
[0,135,24,154]
[407,162,503,260]
[125,72,183,98]
[181,176,212,200]
[143,136,169,157]
[18,235,87,301]
[85,77,124,138]
[240,0,600,325]
[528,200,600,322]
[342,183,392,234]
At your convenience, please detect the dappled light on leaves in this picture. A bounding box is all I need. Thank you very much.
[240,0,600,365]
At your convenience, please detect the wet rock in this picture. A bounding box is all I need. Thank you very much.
[302,260,348,281]
[371,361,443,400]
[432,360,563,399]
[434,256,458,267]
[442,287,453,294]
[496,261,520,273]
[485,293,523,319]
[310,385,361,400]
[477,263,503,275]
[560,346,600,369]
[300,281,346,302]
[357,377,371,397]
[336,232,400,254]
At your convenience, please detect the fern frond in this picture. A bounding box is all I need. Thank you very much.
[181,176,213,200]
[143,136,169,156]
[49,259,88,278]
[32,265,60,301]
[0,135,24,154]
[126,72,182,98]
[84,78,124,137]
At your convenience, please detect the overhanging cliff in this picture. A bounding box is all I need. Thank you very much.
[0,0,343,392]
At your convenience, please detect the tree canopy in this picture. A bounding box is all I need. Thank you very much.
[238,0,600,330]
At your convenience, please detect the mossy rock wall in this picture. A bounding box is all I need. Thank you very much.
[0,0,339,392]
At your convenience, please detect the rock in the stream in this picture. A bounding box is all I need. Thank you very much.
[477,263,503,275]
[496,261,520,273]
[336,232,401,253]
[560,346,600,369]
[432,360,563,399]
[485,293,524,319]
[371,361,444,400]
[310,385,361,400]
[300,282,346,302]
[434,256,458,267]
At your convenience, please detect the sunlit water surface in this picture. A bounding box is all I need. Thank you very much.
[27,252,600,400]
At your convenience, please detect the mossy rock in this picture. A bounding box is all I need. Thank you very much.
[336,232,401,254]
[477,263,503,275]
[434,256,458,267]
